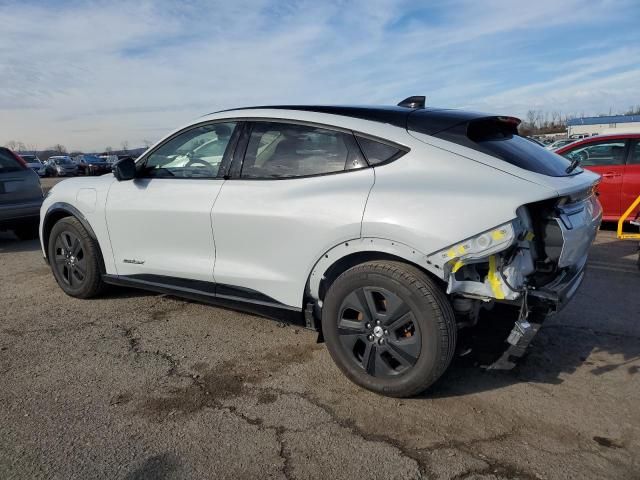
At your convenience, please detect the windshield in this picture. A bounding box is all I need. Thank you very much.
[21,155,37,162]
[477,134,580,176]
[52,158,72,165]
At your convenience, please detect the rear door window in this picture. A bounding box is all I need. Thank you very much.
[560,140,627,167]
[627,141,640,164]
[241,122,365,178]
[0,149,25,173]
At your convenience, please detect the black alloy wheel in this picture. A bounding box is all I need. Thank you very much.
[322,261,457,397]
[48,216,105,298]
[53,230,87,288]
[337,286,421,377]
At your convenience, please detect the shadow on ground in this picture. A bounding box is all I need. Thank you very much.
[0,235,41,253]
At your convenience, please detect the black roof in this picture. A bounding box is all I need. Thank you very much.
[212,105,512,136]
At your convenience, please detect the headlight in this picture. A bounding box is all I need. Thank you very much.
[427,222,517,273]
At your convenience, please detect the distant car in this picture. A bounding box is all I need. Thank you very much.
[556,133,640,221]
[20,154,44,174]
[47,156,78,176]
[0,147,43,239]
[75,155,112,176]
[545,139,576,151]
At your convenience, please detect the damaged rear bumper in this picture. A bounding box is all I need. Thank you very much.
[527,258,587,313]
[489,260,587,370]
[432,192,601,312]
[429,191,601,369]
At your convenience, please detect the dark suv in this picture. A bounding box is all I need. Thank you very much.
[0,147,43,239]
[75,155,112,176]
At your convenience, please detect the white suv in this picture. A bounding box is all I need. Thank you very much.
[40,98,602,397]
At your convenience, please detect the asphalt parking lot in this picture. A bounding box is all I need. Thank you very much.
[1,185,639,479]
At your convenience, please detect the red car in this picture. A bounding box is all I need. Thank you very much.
[556,134,640,221]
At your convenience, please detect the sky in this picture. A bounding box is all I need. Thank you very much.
[1,0,639,152]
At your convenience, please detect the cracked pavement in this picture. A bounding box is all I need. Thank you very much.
[0,223,639,479]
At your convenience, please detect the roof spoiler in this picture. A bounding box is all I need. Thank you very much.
[397,96,425,109]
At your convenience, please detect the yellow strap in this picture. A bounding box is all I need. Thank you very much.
[452,260,464,273]
[525,231,535,241]
[487,255,505,300]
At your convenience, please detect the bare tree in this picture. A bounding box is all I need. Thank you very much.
[52,144,67,154]
[105,146,113,154]
[526,110,536,128]
[4,140,19,150]
[120,141,129,153]
[625,105,640,115]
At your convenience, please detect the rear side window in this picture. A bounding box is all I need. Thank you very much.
[560,140,627,167]
[0,149,25,173]
[356,137,405,165]
[241,122,365,179]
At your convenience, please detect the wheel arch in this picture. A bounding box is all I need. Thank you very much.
[305,238,446,308]
[42,202,106,273]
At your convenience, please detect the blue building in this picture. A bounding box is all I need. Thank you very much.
[567,114,640,136]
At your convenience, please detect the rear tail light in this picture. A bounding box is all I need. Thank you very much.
[10,151,28,169]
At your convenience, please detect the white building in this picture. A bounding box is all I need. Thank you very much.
[567,114,640,137]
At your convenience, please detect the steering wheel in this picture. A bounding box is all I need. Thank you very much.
[576,149,590,163]
[185,159,217,176]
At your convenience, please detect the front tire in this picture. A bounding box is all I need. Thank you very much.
[322,261,456,397]
[48,217,105,298]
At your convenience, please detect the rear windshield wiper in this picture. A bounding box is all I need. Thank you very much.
[565,157,581,174]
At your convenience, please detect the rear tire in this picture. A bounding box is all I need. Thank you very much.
[48,217,105,298]
[322,261,456,397]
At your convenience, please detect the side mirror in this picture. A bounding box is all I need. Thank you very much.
[113,157,136,181]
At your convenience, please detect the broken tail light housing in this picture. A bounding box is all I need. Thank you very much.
[428,222,517,273]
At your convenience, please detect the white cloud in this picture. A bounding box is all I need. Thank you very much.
[0,0,638,150]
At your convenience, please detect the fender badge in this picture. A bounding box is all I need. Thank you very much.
[123,259,145,265]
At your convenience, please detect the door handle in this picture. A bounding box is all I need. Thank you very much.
[601,172,621,178]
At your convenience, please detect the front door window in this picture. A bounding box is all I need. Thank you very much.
[141,123,237,178]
